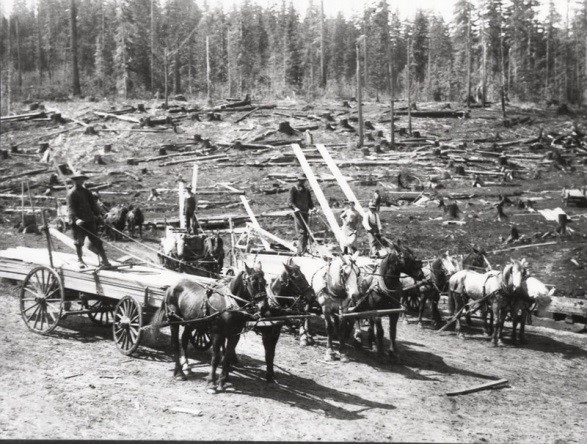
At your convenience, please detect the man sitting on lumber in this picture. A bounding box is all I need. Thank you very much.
[364,201,383,258]
[340,201,361,254]
[288,173,315,255]
[67,174,112,269]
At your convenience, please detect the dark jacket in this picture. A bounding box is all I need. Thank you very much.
[288,185,314,213]
[67,186,101,223]
[184,193,196,214]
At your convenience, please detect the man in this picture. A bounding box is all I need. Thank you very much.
[364,201,383,258]
[184,186,198,234]
[67,174,112,269]
[340,200,361,254]
[288,173,315,254]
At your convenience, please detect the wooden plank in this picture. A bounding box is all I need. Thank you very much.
[240,197,271,250]
[248,223,296,253]
[543,296,587,317]
[291,144,342,244]
[315,143,370,231]
[446,379,509,397]
[49,227,101,262]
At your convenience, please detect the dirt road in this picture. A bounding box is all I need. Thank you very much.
[0,279,585,442]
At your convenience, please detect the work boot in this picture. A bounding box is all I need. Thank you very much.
[97,245,113,270]
[75,245,87,268]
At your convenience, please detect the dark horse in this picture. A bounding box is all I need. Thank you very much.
[201,232,225,277]
[152,263,269,393]
[354,242,424,359]
[257,257,317,382]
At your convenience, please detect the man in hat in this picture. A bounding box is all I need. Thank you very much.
[288,173,315,254]
[66,174,112,269]
[364,200,383,257]
[340,200,361,254]
[183,185,198,233]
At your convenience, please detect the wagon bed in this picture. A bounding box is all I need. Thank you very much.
[0,247,216,354]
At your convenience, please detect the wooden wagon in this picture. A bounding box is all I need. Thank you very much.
[0,240,217,355]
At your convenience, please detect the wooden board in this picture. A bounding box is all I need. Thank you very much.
[537,295,587,318]
[0,247,215,309]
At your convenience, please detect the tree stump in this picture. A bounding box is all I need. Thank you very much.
[201,139,212,149]
[373,130,383,138]
[137,103,146,112]
[38,142,49,154]
[325,123,336,131]
[233,141,244,150]
[362,148,370,156]
[103,144,112,153]
[51,113,66,124]
[94,154,105,165]
[339,119,355,132]
[191,113,201,121]
[127,158,139,166]
[207,113,221,121]
[158,148,167,156]
[366,133,375,141]
[49,174,60,185]
[499,153,508,166]
[364,121,375,130]
[304,130,313,146]
[84,126,98,135]
[342,100,351,108]
[398,127,407,136]
[556,213,569,235]
[0,150,9,160]
[321,112,335,122]
[57,164,73,175]
[193,134,203,143]
[162,144,175,152]
[413,130,421,138]
[10,145,18,153]
[278,121,297,135]
[454,165,466,175]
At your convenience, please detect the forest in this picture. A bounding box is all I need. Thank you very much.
[0,0,586,112]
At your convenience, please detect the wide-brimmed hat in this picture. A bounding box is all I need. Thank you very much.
[297,173,307,181]
[69,173,89,181]
[368,201,377,209]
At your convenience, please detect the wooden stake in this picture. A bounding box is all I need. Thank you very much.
[21,182,25,227]
[446,379,509,397]
[240,196,271,250]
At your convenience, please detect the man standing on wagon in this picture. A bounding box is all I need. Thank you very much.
[67,174,112,269]
[364,201,383,257]
[288,173,315,255]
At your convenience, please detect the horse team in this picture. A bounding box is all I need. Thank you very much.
[154,239,550,394]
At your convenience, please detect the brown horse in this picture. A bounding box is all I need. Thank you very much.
[355,243,424,359]
[201,232,224,277]
[152,263,269,393]
[257,258,317,382]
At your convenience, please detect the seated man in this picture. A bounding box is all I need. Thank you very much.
[67,174,112,269]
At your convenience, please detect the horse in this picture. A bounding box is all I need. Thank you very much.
[400,252,460,329]
[448,259,528,346]
[312,253,361,362]
[353,243,424,359]
[103,205,129,240]
[510,276,553,344]
[257,258,318,381]
[159,232,186,271]
[152,263,269,393]
[201,232,224,277]
[126,206,144,239]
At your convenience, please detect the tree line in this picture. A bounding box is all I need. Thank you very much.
[0,0,586,109]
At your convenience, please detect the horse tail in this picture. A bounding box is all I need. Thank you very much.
[151,291,169,332]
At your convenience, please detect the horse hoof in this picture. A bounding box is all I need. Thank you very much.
[457,333,465,340]
[174,373,188,381]
[206,387,217,395]
[306,336,316,346]
[339,354,349,363]
[498,340,505,347]
[325,349,335,361]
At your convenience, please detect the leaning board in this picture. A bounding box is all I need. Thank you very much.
[0,247,216,309]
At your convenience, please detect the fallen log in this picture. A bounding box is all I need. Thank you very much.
[0,111,47,122]
[93,111,141,124]
[446,379,509,397]
[0,167,50,182]
[393,110,470,118]
[159,154,228,167]
[234,107,259,124]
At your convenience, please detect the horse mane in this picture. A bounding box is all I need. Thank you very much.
[501,263,513,294]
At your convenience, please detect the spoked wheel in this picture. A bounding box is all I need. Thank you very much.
[190,327,212,351]
[113,296,143,356]
[20,266,65,334]
[87,298,115,327]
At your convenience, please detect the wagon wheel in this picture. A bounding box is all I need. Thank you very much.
[403,291,421,313]
[87,298,115,327]
[190,327,212,351]
[20,266,64,334]
[113,296,143,356]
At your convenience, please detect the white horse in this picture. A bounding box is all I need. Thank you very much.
[510,276,554,344]
[448,259,528,346]
[312,252,361,362]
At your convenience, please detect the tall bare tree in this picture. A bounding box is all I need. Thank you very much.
[69,0,81,96]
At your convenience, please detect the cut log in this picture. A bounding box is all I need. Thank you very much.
[159,154,228,167]
[278,121,297,136]
[0,111,46,122]
[446,379,509,397]
[220,94,251,109]
[234,106,259,124]
[0,167,49,182]
[393,110,470,118]
[94,111,140,124]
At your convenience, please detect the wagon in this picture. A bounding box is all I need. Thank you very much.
[0,225,217,355]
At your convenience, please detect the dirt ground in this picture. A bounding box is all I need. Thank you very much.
[1,98,587,441]
[0,277,585,442]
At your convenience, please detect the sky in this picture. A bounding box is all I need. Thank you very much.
[0,0,578,22]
